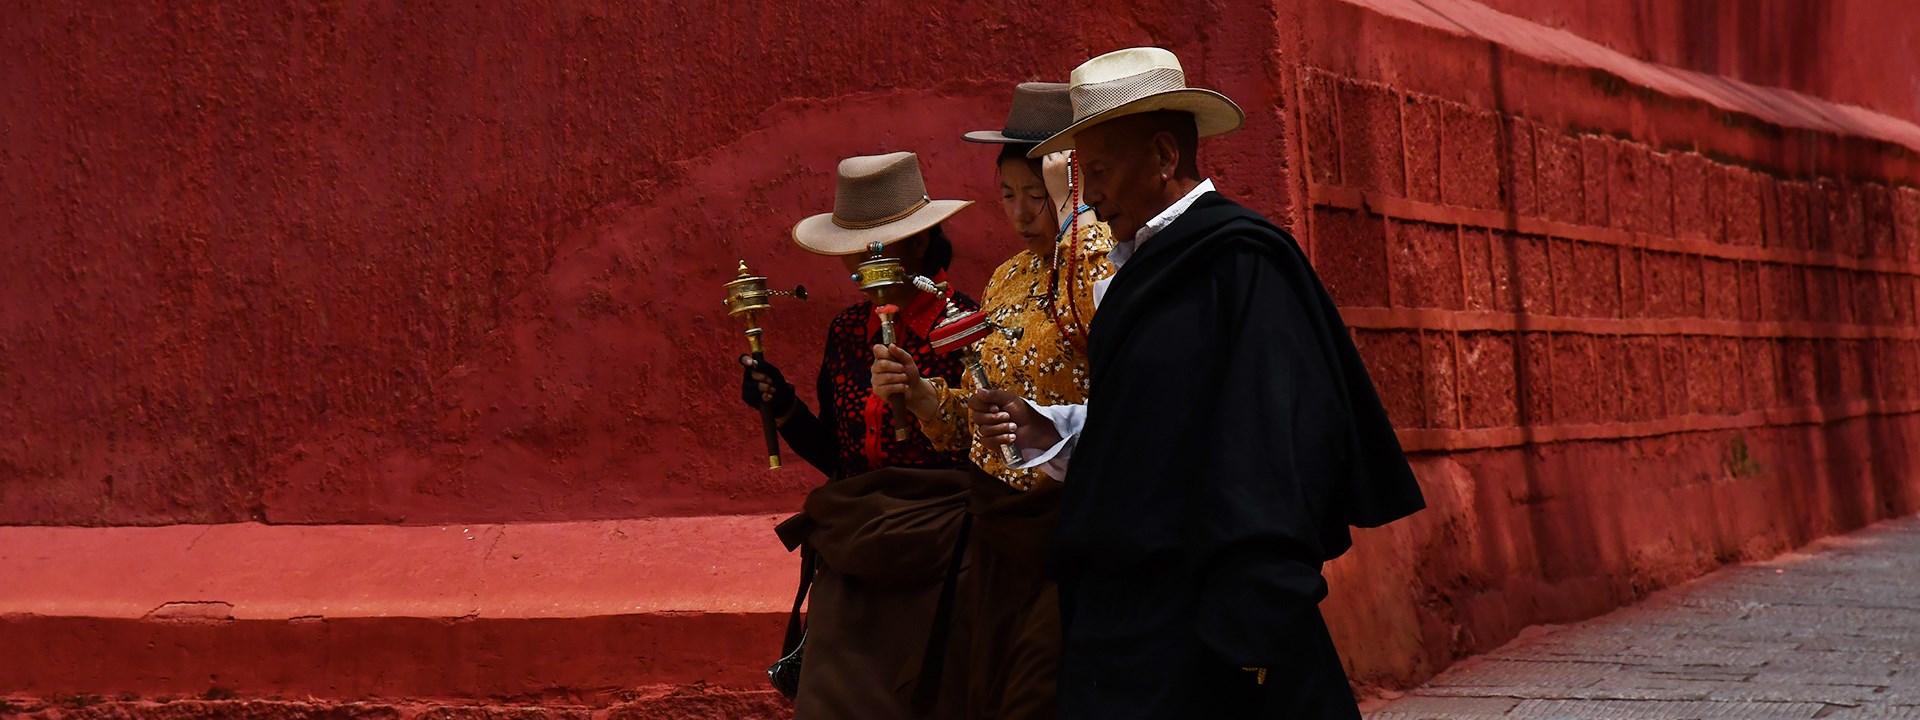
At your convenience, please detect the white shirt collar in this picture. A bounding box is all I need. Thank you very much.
[1107,178,1214,270]
[1093,179,1215,308]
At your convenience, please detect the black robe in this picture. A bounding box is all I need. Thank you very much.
[1049,192,1426,720]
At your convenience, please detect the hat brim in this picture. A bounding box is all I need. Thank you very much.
[1027,89,1245,158]
[792,199,973,256]
[962,130,1046,145]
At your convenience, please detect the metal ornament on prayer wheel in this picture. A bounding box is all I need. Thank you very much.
[722,260,807,468]
[851,251,911,295]
[928,300,1025,469]
[849,242,944,441]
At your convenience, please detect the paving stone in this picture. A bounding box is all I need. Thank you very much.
[1823,707,1920,719]
[1750,662,1902,686]
[1426,660,1621,689]
[1370,517,1920,720]
[1600,645,1794,668]
[1376,696,1524,716]
[1506,698,1826,718]
[1700,682,1899,705]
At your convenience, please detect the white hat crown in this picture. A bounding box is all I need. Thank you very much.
[1028,46,1246,157]
[1070,47,1184,88]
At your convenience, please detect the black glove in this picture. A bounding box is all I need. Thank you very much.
[740,354,797,416]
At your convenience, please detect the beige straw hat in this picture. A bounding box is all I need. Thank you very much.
[964,82,1074,144]
[1028,47,1245,157]
[791,152,973,256]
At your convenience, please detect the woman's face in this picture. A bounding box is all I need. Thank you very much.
[999,157,1057,259]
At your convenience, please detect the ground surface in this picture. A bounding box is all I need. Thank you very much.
[1369,515,1920,719]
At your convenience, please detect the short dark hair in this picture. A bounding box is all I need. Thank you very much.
[996,143,1044,179]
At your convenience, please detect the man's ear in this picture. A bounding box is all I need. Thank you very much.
[1154,131,1180,181]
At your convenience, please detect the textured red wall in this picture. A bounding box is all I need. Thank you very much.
[4,0,1920,703]
[1278,0,1920,689]
[0,1,1290,526]
[1479,0,1920,124]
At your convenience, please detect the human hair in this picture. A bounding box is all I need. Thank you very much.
[997,143,1044,179]
[921,224,954,274]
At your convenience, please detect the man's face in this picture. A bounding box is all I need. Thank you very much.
[1072,120,1163,243]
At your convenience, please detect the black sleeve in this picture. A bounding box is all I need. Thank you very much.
[1181,241,1341,666]
[775,337,842,477]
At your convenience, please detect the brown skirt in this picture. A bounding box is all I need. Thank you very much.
[788,466,977,720]
[964,473,1062,720]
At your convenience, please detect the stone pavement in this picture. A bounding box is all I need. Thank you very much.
[1369,516,1920,719]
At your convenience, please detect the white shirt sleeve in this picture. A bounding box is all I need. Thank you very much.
[1007,401,1086,480]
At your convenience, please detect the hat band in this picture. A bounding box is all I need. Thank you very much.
[1000,127,1053,142]
[1070,67,1187,121]
[832,195,931,230]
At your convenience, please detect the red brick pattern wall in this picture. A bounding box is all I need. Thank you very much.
[1292,51,1920,688]
[1307,68,1920,453]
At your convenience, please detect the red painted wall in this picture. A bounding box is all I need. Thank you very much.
[3,0,1920,702]
[1278,0,1920,689]
[1479,0,1920,124]
[0,1,1290,525]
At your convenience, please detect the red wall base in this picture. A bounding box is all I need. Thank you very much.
[1327,415,1920,688]
[0,693,790,720]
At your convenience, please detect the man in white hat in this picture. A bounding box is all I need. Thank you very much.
[968,48,1427,719]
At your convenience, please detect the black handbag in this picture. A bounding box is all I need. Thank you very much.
[767,545,815,699]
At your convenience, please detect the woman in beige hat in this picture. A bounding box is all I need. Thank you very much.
[742,151,980,480]
[745,151,983,718]
[868,81,1116,720]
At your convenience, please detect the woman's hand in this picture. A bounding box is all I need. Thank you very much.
[1042,150,1102,230]
[740,355,796,417]
[870,344,940,421]
[1041,150,1075,222]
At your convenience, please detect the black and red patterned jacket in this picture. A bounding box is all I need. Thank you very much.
[777,286,979,478]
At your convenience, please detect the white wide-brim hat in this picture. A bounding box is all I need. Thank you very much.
[1028,47,1245,157]
[792,151,972,256]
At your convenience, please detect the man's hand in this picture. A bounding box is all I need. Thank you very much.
[871,344,939,421]
[967,389,1062,451]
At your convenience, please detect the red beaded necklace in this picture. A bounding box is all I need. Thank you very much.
[1047,154,1092,355]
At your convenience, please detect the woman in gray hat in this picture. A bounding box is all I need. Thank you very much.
[870,82,1116,720]
[743,151,983,719]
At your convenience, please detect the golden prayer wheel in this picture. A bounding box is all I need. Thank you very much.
[851,256,910,295]
[721,260,806,468]
[850,242,923,441]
